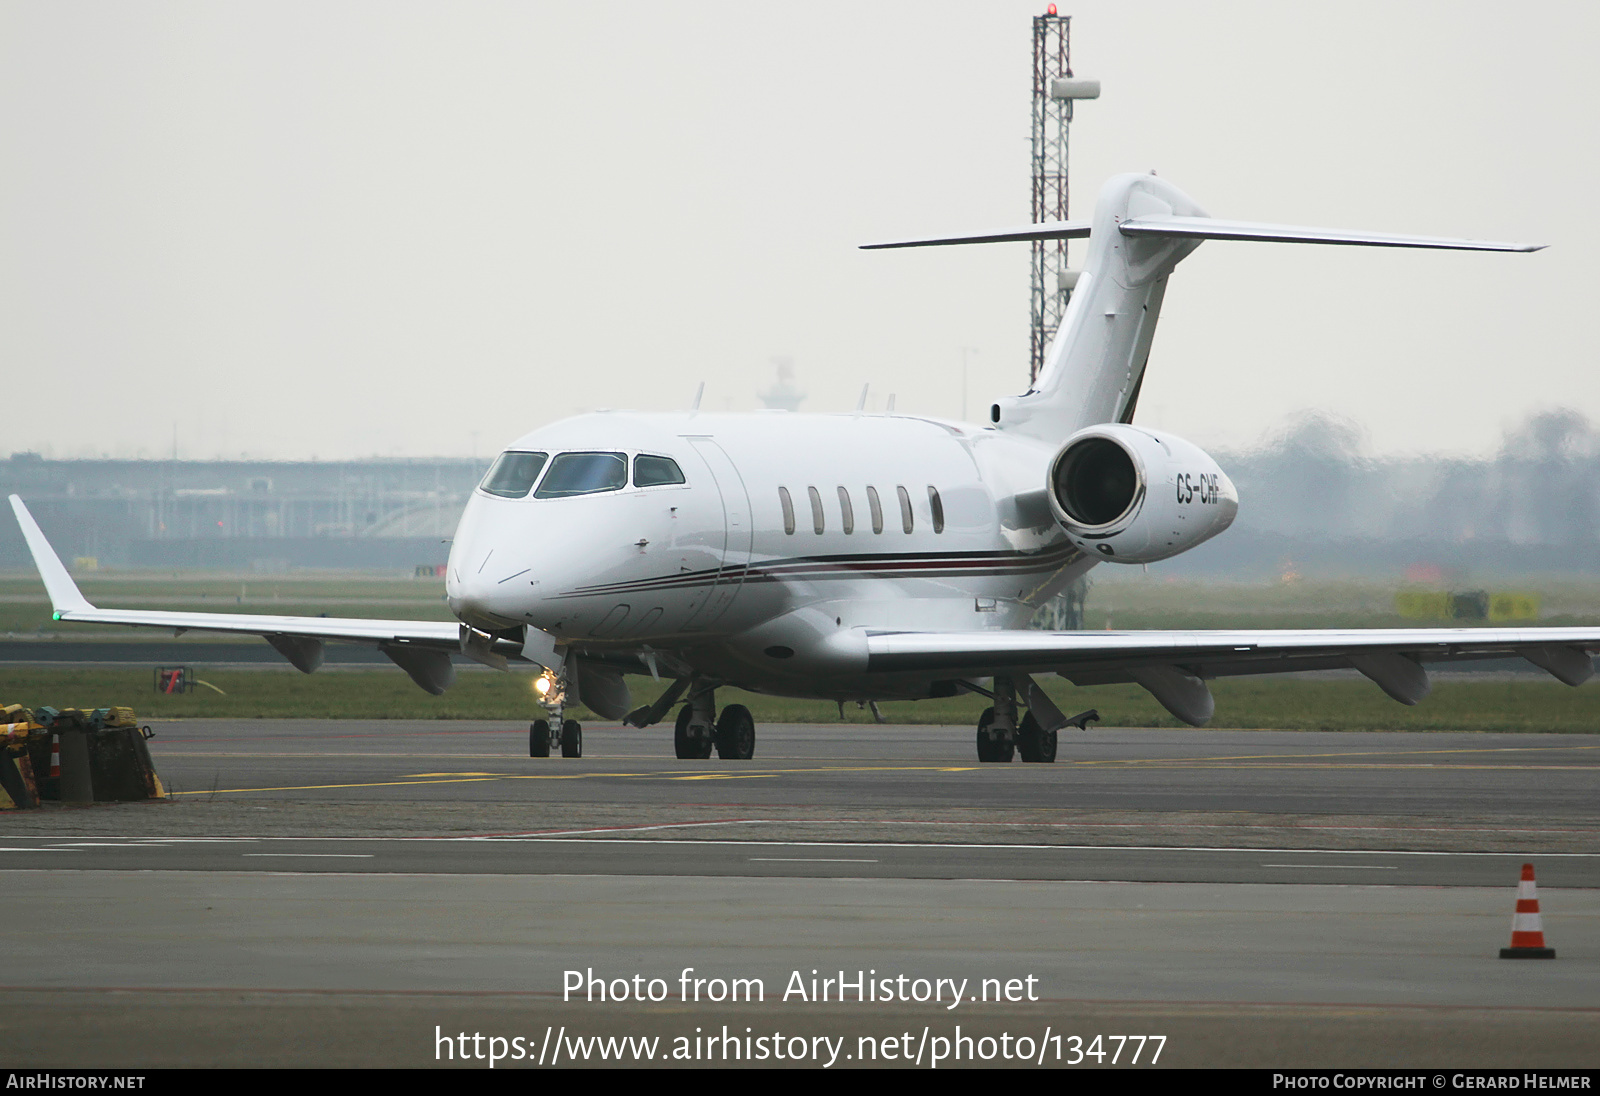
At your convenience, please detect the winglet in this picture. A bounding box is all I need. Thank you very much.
[9,495,94,616]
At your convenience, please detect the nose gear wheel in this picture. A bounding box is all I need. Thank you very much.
[560,719,583,758]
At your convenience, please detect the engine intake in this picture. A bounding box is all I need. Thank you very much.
[1048,424,1238,564]
[1054,435,1140,527]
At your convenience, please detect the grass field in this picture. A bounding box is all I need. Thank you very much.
[1,666,1597,733]
[1084,572,1600,630]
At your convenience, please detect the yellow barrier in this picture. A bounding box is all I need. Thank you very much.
[1396,590,1540,621]
[1,704,165,807]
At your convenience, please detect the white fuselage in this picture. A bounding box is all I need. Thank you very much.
[445,410,1093,699]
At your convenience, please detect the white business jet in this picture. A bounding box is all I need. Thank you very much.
[12,173,1598,762]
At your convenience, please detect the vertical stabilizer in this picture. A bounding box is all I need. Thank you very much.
[862,176,1539,443]
[994,173,1207,442]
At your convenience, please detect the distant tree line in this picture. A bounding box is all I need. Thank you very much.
[1223,408,1600,549]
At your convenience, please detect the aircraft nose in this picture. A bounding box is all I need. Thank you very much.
[446,516,517,628]
[448,565,530,631]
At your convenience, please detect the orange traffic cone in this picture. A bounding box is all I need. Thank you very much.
[1499,863,1556,959]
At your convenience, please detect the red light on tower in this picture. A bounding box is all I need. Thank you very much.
[1047,4,1057,14]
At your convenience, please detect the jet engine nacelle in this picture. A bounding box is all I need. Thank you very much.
[1047,424,1238,564]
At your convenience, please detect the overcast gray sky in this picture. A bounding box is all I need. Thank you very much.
[3,2,1593,462]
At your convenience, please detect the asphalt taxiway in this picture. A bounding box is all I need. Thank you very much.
[7,720,1599,1068]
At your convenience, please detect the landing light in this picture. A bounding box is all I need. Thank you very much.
[533,672,555,697]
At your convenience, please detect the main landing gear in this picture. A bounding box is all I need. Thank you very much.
[673,685,755,760]
[972,676,1096,764]
[979,707,1054,762]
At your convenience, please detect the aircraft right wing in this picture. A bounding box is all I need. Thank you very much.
[865,625,1600,726]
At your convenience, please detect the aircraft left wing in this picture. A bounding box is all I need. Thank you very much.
[10,495,469,692]
[866,625,1600,725]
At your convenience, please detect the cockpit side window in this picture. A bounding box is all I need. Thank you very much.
[633,455,686,487]
[534,452,628,498]
[479,451,549,499]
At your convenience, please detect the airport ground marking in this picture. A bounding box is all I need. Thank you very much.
[1069,743,1600,767]
[1068,762,1600,771]
[164,765,974,797]
[495,837,1600,856]
[165,776,512,796]
[662,773,781,781]
[401,764,979,779]
[0,848,82,853]
[1260,863,1400,870]
[462,818,1600,838]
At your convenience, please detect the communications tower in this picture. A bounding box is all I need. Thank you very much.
[1029,7,1098,383]
[1029,7,1098,632]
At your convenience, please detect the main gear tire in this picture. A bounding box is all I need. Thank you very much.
[714,704,756,760]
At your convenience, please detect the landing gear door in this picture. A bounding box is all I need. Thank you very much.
[683,436,753,630]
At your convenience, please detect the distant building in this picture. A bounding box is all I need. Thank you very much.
[1,453,486,571]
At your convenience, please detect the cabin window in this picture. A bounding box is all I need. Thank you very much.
[866,486,883,534]
[480,451,549,499]
[837,487,854,534]
[633,455,686,487]
[779,487,795,535]
[533,452,628,498]
[928,485,945,533]
[897,485,914,533]
[807,486,825,534]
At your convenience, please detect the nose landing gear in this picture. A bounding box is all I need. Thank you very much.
[529,667,583,758]
[530,715,585,758]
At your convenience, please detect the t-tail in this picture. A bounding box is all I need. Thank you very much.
[864,172,1543,443]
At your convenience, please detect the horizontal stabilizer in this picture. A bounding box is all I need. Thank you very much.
[862,216,1542,253]
[861,220,1092,250]
[1118,215,1545,252]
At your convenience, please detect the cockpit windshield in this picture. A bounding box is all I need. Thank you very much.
[533,451,629,498]
[479,451,549,499]
[633,455,686,487]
